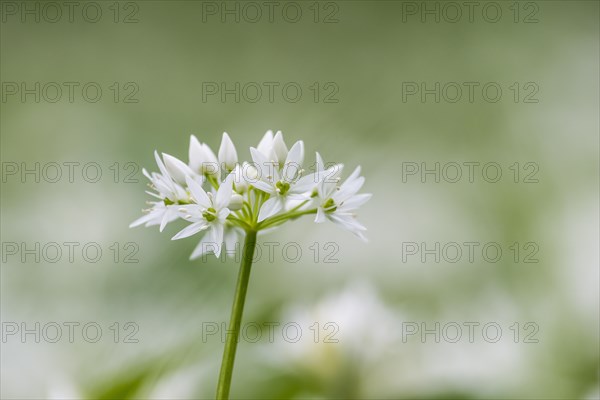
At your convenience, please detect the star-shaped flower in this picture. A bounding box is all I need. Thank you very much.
[314,166,372,241]
[172,174,234,258]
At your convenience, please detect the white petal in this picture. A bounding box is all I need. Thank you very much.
[323,164,345,182]
[189,135,204,173]
[218,132,238,171]
[272,131,288,163]
[201,144,219,175]
[212,224,224,257]
[293,172,317,192]
[218,208,231,221]
[281,149,304,183]
[316,178,326,199]
[257,130,274,156]
[152,176,172,196]
[250,147,269,179]
[287,193,309,201]
[142,168,153,181]
[335,176,365,202]
[159,207,177,232]
[215,173,234,210]
[195,224,223,260]
[346,165,362,182]
[173,182,190,201]
[202,144,218,164]
[293,169,330,193]
[185,175,211,208]
[284,140,304,171]
[177,204,203,220]
[284,197,310,211]
[188,174,205,187]
[339,193,372,211]
[252,180,276,194]
[190,136,219,176]
[172,221,209,240]
[151,211,178,229]
[250,147,277,184]
[355,231,369,242]
[315,152,325,172]
[224,228,242,256]
[317,178,336,200]
[154,150,170,178]
[329,213,367,233]
[129,212,156,228]
[190,229,219,260]
[315,207,327,223]
[258,197,284,221]
[163,153,192,185]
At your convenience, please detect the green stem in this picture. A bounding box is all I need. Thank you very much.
[252,190,263,224]
[216,230,257,399]
[257,208,317,230]
[227,216,252,231]
[207,175,220,190]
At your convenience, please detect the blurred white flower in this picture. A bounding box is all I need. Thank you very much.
[262,281,402,380]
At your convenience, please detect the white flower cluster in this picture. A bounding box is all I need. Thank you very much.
[131,131,371,259]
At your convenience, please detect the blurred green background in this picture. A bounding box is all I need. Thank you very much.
[1,1,598,398]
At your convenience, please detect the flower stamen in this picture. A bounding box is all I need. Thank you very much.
[323,198,337,212]
[203,207,218,222]
[275,181,290,196]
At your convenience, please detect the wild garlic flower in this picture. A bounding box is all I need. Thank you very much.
[129,151,193,231]
[130,131,371,258]
[171,174,233,258]
[250,140,312,221]
[314,165,372,242]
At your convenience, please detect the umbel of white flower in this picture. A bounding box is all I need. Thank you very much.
[130,131,371,259]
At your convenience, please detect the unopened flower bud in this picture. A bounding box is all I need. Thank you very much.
[244,164,259,181]
[231,164,249,193]
[218,132,238,171]
[189,135,219,176]
[228,194,244,211]
[162,153,192,185]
